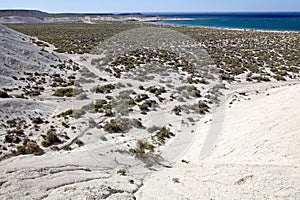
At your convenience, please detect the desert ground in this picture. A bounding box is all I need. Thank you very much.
[0,16,299,199]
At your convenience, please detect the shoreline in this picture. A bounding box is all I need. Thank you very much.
[148,20,300,34]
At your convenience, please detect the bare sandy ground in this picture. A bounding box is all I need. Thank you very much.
[1,81,299,199]
[136,82,300,199]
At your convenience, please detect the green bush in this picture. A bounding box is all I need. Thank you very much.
[75,139,84,147]
[16,139,43,155]
[172,106,182,115]
[273,74,286,81]
[103,119,122,133]
[135,94,149,102]
[138,100,157,112]
[53,88,74,97]
[136,139,154,153]
[156,126,174,143]
[197,101,210,114]
[41,130,62,147]
[146,86,166,95]
[103,118,143,133]
[252,76,271,82]
[91,84,115,94]
[95,99,108,109]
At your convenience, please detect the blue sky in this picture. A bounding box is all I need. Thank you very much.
[1,0,299,13]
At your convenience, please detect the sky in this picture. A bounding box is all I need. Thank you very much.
[0,0,300,13]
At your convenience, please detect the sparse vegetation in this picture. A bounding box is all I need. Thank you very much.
[7,22,141,54]
[76,93,88,100]
[16,139,43,155]
[156,126,174,143]
[138,100,158,112]
[53,88,74,97]
[103,117,143,133]
[75,139,84,147]
[172,105,182,115]
[41,130,62,147]
[2,20,298,168]
[91,84,115,94]
[117,169,126,176]
[146,86,167,95]
[130,139,155,154]
[147,125,161,133]
[6,22,300,82]
[57,109,86,118]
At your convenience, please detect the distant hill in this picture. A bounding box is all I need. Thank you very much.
[0,9,143,18]
[0,9,47,17]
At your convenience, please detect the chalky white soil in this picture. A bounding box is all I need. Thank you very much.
[0,23,299,199]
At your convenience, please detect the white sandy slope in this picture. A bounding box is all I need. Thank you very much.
[135,82,300,199]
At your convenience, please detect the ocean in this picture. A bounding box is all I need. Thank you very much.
[145,12,300,31]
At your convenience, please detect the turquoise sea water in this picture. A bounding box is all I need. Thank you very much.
[146,12,300,31]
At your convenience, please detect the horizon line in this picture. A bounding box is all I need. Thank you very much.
[0,9,300,14]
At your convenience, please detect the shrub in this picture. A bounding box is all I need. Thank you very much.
[95,99,108,109]
[75,139,84,147]
[91,84,115,94]
[53,88,74,97]
[82,103,96,113]
[50,145,59,151]
[136,139,154,153]
[135,94,149,102]
[105,95,113,100]
[112,98,135,116]
[132,118,143,128]
[32,117,44,124]
[72,109,85,119]
[156,126,174,143]
[252,76,271,82]
[176,85,201,98]
[273,74,286,81]
[63,145,72,151]
[117,169,126,176]
[41,130,62,147]
[103,119,122,133]
[16,139,43,155]
[185,101,210,115]
[172,106,182,115]
[57,109,86,118]
[197,100,210,114]
[138,100,157,112]
[181,159,189,164]
[103,118,143,133]
[88,118,97,128]
[0,90,9,98]
[146,86,166,95]
[117,90,136,99]
[147,125,161,133]
[57,109,73,117]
